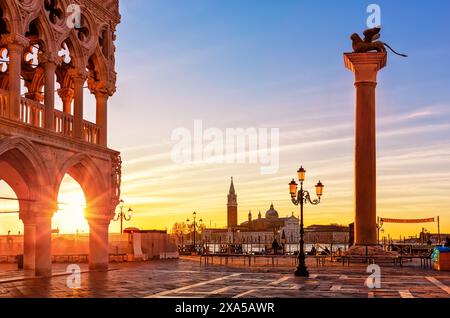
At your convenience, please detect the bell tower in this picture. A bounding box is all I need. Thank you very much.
[227,177,238,228]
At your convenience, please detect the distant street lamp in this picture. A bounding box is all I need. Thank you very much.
[114,199,133,233]
[187,211,203,251]
[376,217,384,245]
[289,166,324,277]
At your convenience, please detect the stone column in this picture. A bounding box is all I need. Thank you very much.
[344,52,386,246]
[20,212,36,271]
[23,222,36,270]
[0,34,29,121]
[58,88,74,114]
[88,217,111,270]
[34,212,53,276]
[70,70,88,140]
[95,90,109,147]
[41,53,61,130]
[24,91,44,126]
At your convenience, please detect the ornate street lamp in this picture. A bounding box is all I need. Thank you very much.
[187,211,203,252]
[376,217,384,245]
[289,166,324,277]
[114,199,133,234]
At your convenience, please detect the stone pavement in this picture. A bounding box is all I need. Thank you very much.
[0,258,448,298]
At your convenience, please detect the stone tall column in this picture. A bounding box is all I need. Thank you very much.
[34,212,53,276]
[1,34,29,121]
[20,211,36,271]
[58,88,74,114]
[23,222,36,270]
[71,70,88,140]
[344,52,386,246]
[88,217,111,270]
[41,53,61,130]
[95,90,109,147]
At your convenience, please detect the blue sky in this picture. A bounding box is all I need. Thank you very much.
[96,0,450,236]
[111,0,450,137]
[2,0,449,236]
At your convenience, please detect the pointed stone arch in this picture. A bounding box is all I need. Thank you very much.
[17,0,42,35]
[74,5,99,64]
[56,153,108,215]
[25,11,59,55]
[0,0,22,35]
[56,153,113,271]
[0,136,50,190]
[0,136,53,211]
[88,47,109,83]
[58,32,85,70]
[0,136,54,274]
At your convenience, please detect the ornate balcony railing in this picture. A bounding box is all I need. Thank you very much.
[0,90,101,145]
[83,120,100,145]
[20,97,45,128]
[54,109,74,137]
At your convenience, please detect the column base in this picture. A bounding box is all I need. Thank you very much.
[23,223,36,271]
[35,214,53,278]
[88,217,111,272]
[294,267,310,277]
[89,263,109,271]
[35,267,52,277]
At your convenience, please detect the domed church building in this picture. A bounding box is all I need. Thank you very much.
[202,178,300,249]
[239,203,298,234]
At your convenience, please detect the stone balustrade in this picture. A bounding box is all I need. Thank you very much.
[54,109,74,137]
[0,89,101,145]
[20,97,45,127]
[84,120,101,145]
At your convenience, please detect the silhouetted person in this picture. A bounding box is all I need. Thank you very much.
[445,237,450,248]
[272,239,279,255]
[308,246,317,256]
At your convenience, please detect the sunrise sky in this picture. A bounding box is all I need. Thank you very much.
[1,0,450,238]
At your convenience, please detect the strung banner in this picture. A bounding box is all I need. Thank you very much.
[380,217,435,224]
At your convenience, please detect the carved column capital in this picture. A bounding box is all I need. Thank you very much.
[0,33,30,52]
[86,213,114,226]
[39,52,63,67]
[19,210,36,225]
[25,92,44,102]
[69,68,89,83]
[344,52,387,84]
[20,201,56,222]
[57,87,74,100]
[89,80,116,97]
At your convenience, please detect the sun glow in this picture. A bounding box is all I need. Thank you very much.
[52,175,89,234]
[0,180,20,234]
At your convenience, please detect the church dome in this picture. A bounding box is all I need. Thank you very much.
[265,203,279,219]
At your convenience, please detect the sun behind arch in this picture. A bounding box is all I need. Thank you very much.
[53,175,89,234]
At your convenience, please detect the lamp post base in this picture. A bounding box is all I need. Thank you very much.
[294,267,309,277]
